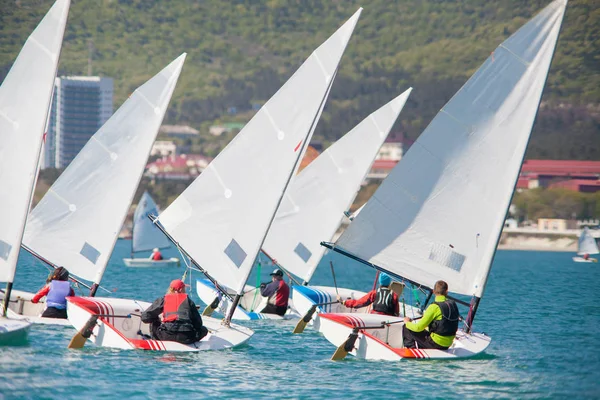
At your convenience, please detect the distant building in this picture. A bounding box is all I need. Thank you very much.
[209,122,246,137]
[366,159,398,181]
[43,76,113,169]
[159,125,199,139]
[517,160,600,192]
[376,141,403,161]
[145,154,212,180]
[537,218,577,232]
[150,140,177,157]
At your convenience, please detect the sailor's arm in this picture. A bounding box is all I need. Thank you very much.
[404,303,438,332]
[141,297,164,323]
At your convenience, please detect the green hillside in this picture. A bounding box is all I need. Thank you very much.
[1,0,599,159]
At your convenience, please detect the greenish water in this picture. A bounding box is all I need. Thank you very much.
[1,241,599,399]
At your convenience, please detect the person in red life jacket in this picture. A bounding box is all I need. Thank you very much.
[141,279,208,344]
[583,253,590,260]
[259,269,289,316]
[336,272,399,316]
[150,248,163,261]
[31,267,74,319]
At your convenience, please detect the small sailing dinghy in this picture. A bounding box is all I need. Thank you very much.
[12,55,185,327]
[317,0,568,360]
[176,9,363,322]
[261,90,415,325]
[123,191,179,268]
[0,0,70,337]
[572,227,599,263]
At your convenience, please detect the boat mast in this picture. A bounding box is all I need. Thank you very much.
[225,69,340,324]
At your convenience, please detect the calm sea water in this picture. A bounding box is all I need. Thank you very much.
[1,241,599,399]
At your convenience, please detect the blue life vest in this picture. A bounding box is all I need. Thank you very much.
[46,280,71,309]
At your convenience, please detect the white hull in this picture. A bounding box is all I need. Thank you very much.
[123,257,180,268]
[0,317,31,345]
[196,279,299,320]
[0,289,71,326]
[67,296,253,352]
[292,285,422,330]
[318,313,491,360]
[573,257,598,263]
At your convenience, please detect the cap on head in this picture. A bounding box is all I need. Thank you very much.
[55,266,69,281]
[378,272,391,287]
[169,279,187,291]
[153,248,159,252]
[270,268,284,277]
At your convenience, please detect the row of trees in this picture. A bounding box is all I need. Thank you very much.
[2,0,598,160]
[512,188,600,221]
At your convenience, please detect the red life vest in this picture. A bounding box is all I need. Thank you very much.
[152,251,163,261]
[274,280,289,308]
[162,293,188,322]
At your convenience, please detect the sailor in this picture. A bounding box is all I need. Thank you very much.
[150,248,163,261]
[336,272,399,316]
[259,269,289,316]
[141,279,208,344]
[31,267,74,319]
[402,280,459,350]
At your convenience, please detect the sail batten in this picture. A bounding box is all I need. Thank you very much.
[263,89,412,284]
[23,54,186,284]
[0,0,70,284]
[335,0,567,298]
[158,10,362,295]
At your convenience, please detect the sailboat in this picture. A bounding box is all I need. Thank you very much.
[572,227,599,262]
[123,191,179,268]
[0,0,70,340]
[170,9,361,325]
[195,89,415,320]
[7,55,186,327]
[315,0,568,360]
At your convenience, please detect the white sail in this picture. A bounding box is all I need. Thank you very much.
[23,54,186,284]
[335,0,567,298]
[262,89,412,283]
[158,10,362,295]
[0,0,70,283]
[132,191,171,254]
[578,227,599,255]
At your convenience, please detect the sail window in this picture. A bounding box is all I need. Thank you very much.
[0,240,11,261]
[224,239,246,268]
[80,242,101,264]
[428,243,465,272]
[294,242,312,263]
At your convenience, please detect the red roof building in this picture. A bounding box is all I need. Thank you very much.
[519,160,600,192]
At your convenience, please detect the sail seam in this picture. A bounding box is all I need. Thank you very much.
[498,44,530,67]
[262,106,283,138]
[90,136,114,158]
[135,90,158,110]
[28,36,55,61]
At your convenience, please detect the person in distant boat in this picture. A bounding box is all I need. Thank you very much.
[336,272,399,316]
[141,279,208,344]
[583,253,590,260]
[259,269,289,316]
[403,280,459,350]
[31,266,74,319]
[150,248,164,261]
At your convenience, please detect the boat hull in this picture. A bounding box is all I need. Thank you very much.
[0,289,72,326]
[572,257,598,263]
[123,257,180,268]
[0,317,31,345]
[292,285,422,330]
[318,313,491,360]
[66,296,253,352]
[196,279,298,320]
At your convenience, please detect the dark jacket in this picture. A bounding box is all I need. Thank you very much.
[260,279,289,308]
[141,293,204,334]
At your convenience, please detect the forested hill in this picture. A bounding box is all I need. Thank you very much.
[1,0,598,160]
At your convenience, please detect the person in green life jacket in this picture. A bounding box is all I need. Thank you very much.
[402,280,459,350]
